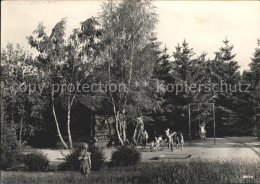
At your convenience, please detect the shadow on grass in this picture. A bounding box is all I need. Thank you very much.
[149,154,192,160]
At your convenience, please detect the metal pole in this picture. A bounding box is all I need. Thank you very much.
[189,104,191,146]
[255,72,260,140]
[90,112,92,137]
[213,103,216,145]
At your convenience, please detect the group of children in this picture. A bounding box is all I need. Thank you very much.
[78,130,184,177]
[150,130,184,152]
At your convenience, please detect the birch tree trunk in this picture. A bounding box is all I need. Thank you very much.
[19,115,24,151]
[52,95,69,149]
[67,92,77,149]
[122,110,127,143]
[114,112,124,145]
[67,99,73,149]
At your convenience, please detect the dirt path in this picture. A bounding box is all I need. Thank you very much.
[37,137,260,165]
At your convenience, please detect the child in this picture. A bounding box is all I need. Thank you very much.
[141,130,149,149]
[158,136,165,149]
[199,124,206,140]
[155,137,160,152]
[175,133,180,149]
[168,131,176,151]
[165,128,170,148]
[150,141,155,152]
[78,143,91,177]
[179,133,184,150]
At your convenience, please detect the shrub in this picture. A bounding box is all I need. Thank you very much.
[23,150,49,171]
[111,145,141,167]
[1,123,20,169]
[59,144,106,171]
[89,144,106,171]
[58,148,80,171]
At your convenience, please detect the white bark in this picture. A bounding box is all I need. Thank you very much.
[52,94,69,149]
[67,99,73,149]
[19,115,24,151]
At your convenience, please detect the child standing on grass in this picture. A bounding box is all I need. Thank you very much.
[78,143,91,177]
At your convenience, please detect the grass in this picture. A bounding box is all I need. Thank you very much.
[1,160,260,184]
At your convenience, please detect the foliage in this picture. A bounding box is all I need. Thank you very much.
[98,0,161,145]
[58,148,80,171]
[1,160,260,183]
[27,16,102,149]
[153,40,211,134]
[23,150,49,171]
[211,39,241,136]
[89,144,106,171]
[152,38,256,137]
[247,43,260,137]
[1,1,259,157]
[1,44,47,149]
[111,146,141,166]
[59,144,106,171]
[1,123,20,169]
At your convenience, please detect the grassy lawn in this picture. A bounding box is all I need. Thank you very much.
[1,160,259,184]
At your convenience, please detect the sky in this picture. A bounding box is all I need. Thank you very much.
[2,1,260,72]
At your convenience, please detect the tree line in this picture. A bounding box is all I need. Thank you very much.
[1,0,260,149]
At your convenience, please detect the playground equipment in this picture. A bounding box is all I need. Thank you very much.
[197,105,206,140]
[132,117,144,145]
[188,103,216,146]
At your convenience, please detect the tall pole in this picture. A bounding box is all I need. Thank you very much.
[255,40,260,140]
[255,73,260,140]
[0,61,3,140]
[0,39,3,169]
[213,103,216,145]
[189,104,191,146]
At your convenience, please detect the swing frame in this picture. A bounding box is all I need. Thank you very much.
[188,103,216,146]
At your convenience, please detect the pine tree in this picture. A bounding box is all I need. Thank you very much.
[212,38,241,136]
[248,41,260,138]
[153,45,171,82]
[161,40,209,132]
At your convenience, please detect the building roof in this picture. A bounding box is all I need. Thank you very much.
[76,95,107,111]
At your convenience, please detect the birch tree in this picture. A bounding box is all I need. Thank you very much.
[27,18,101,149]
[99,0,159,145]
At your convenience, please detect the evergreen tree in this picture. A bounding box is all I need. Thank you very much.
[248,41,260,137]
[159,40,210,133]
[212,38,241,136]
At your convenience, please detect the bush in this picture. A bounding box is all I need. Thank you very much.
[89,144,106,171]
[58,148,80,171]
[111,145,141,167]
[1,123,20,169]
[59,144,106,171]
[23,150,49,171]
